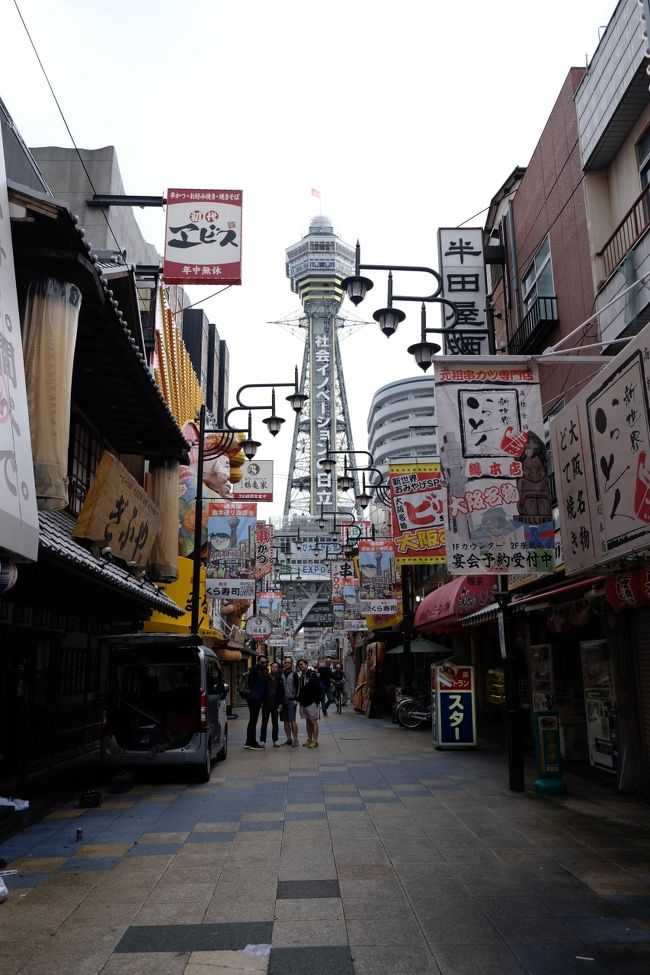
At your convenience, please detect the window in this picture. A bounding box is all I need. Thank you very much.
[521,237,554,313]
[68,416,103,516]
[637,124,650,190]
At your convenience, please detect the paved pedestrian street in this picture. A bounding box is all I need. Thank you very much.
[1,711,650,975]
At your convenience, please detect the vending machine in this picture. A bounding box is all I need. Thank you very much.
[580,639,619,773]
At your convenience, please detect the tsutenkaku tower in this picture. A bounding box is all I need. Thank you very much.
[283,215,361,518]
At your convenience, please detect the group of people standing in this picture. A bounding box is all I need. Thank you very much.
[243,655,347,751]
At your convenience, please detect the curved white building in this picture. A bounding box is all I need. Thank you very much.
[367,375,438,468]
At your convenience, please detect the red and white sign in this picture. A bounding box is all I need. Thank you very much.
[163,189,242,285]
[232,460,273,501]
[389,463,445,566]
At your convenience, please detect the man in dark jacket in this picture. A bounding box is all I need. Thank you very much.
[260,661,285,747]
[244,655,268,750]
[297,659,322,748]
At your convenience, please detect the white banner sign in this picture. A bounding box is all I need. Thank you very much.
[550,325,650,574]
[232,460,273,501]
[438,227,489,356]
[435,357,555,575]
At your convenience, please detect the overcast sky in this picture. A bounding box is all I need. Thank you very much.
[2,0,618,517]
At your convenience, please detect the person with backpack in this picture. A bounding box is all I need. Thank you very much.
[244,654,268,750]
[280,656,300,747]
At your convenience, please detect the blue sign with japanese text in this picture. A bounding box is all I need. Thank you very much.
[432,664,477,749]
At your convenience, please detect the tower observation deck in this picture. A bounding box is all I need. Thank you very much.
[283,215,362,518]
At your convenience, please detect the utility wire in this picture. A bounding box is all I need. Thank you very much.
[170,285,232,316]
[13,0,128,263]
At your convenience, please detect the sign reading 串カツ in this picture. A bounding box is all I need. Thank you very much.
[437,227,489,356]
[435,357,554,576]
[550,325,650,575]
[163,189,242,286]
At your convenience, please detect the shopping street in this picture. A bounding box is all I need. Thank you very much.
[1,709,650,975]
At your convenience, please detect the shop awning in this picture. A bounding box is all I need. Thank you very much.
[461,603,500,626]
[387,637,451,655]
[510,575,606,611]
[414,575,497,634]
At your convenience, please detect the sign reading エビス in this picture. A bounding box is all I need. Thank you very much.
[163,189,242,285]
[434,357,554,575]
[550,325,650,575]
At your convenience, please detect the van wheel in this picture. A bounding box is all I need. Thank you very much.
[217,726,228,762]
[196,742,212,782]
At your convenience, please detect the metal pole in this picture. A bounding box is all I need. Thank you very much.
[401,565,413,685]
[498,577,525,792]
[190,403,206,635]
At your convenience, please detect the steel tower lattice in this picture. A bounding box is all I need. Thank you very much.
[283,215,363,519]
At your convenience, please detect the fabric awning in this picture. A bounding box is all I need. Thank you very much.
[387,637,451,655]
[414,575,497,635]
[460,603,500,626]
[510,575,606,610]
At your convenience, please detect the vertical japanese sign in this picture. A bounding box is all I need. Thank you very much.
[435,357,554,575]
[205,501,256,599]
[550,326,650,574]
[432,663,477,748]
[310,312,336,515]
[331,559,355,603]
[358,540,398,615]
[0,127,38,561]
[389,462,445,565]
[255,521,273,580]
[437,228,489,356]
[163,189,242,285]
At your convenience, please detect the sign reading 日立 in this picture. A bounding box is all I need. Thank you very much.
[0,127,38,562]
[435,356,554,576]
[163,189,242,286]
[550,325,650,575]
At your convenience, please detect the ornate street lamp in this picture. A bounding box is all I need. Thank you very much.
[341,241,493,368]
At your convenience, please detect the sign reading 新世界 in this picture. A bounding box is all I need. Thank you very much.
[434,357,554,576]
[550,325,650,575]
[163,189,242,286]
[437,227,489,357]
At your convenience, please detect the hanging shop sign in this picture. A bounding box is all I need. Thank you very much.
[358,539,398,614]
[245,614,272,638]
[205,501,257,599]
[605,568,650,609]
[73,452,161,566]
[389,463,446,565]
[257,591,283,619]
[163,188,242,285]
[232,460,273,501]
[549,325,650,575]
[255,521,274,579]
[0,127,38,562]
[331,559,356,603]
[434,357,554,576]
[437,227,489,356]
[431,663,477,748]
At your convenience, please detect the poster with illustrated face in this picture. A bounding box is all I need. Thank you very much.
[434,358,554,576]
[551,326,650,574]
[205,501,257,598]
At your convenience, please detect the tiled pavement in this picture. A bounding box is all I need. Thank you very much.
[1,711,650,974]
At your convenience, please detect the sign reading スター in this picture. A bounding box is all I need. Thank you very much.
[163,189,242,286]
[434,357,554,576]
[550,325,650,575]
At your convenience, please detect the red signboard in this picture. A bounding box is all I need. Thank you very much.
[389,463,445,565]
[163,189,242,285]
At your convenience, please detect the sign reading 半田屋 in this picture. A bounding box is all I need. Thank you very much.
[434,357,554,576]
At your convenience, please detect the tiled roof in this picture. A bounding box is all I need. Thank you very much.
[38,509,183,618]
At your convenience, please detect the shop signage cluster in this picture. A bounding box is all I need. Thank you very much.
[434,357,554,575]
[0,127,38,562]
[389,463,445,565]
[550,325,650,575]
[163,188,242,286]
[437,227,489,356]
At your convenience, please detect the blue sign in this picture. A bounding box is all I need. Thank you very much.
[432,664,477,749]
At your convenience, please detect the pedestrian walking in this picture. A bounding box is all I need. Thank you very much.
[244,654,268,750]
[260,661,285,747]
[297,658,322,748]
[331,660,347,707]
[318,656,335,715]
[280,656,300,746]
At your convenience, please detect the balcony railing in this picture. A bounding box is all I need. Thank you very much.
[598,183,650,280]
[508,296,558,354]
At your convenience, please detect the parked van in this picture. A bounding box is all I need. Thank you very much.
[100,634,228,781]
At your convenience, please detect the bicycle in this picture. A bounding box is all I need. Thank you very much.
[395,693,433,729]
[333,681,346,714]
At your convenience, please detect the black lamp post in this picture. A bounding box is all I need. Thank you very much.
[341,241,494,368]
[319,442,387,511]
[190,371,306,635]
